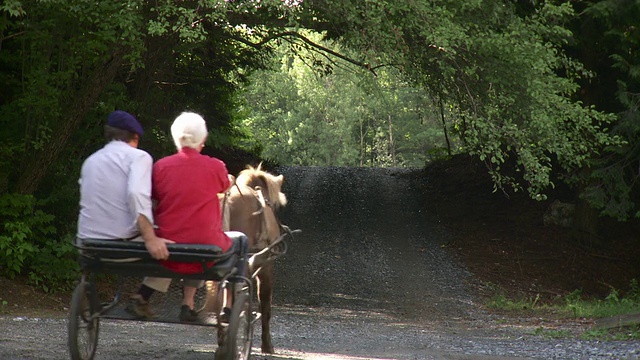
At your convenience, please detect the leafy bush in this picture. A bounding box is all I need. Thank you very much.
[0,194,51,277]
[0,193,78,292]
[29,236,79,293]
[565,282,640,319]
[0,221,37,277]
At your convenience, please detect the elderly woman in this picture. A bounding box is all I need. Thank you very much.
[127,111,244,322]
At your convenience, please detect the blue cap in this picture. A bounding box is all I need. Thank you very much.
[107,110,144,136]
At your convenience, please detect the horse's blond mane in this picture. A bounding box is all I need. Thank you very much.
[236,164,287,209]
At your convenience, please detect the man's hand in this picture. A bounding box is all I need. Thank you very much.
[144,236,174,260]
[137,214,174,260]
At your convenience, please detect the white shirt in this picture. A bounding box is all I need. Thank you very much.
[77,140,154,239]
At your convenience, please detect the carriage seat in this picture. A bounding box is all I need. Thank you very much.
[75,232,245,282]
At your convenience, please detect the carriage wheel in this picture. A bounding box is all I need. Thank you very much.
[68,281,101,360]
[215,291,253,360]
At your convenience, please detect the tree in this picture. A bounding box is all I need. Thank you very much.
[1,0,626,204]
[566,0,640,221]
[239,31,453,167]
[0,0,289,288]
[0,0,636,290]
[0,0,286,196]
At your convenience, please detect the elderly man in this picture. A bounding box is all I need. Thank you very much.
[77,110,172,260]
[128,111,246,322]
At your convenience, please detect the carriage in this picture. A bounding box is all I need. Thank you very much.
[67,165,299,360]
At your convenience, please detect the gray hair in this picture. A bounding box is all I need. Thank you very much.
[104,125,136,142]
[170,112,208,150]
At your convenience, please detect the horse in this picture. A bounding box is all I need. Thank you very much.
[220,164,288,354]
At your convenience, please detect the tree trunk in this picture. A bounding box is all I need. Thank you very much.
[388,115,395,165]
[370,115,376,165]
[572,197,600,247]
[359,119,365,166]
[14,48,126,195]
[439,94,451,156]
[571,174,600,247]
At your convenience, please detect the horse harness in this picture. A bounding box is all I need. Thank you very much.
[222,181,285,253]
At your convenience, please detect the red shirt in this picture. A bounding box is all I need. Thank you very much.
[152,147,231,274]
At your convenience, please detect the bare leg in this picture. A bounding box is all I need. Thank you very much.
[221,285,233,310]
[182,286,197,309]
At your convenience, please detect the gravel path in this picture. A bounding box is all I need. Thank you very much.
[1,166,638,359]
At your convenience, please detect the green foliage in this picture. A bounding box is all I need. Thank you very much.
[570,0,640,220]
[0,0,25,17]
[2,1,634,205]
[0,193,78,292]
[486,281,640,340]
[533,327,572,339]
[0,0,271,196]
[0,0,147,196]
[0,220,36,279]
[28,235,79,293]
[0,0,638,265]
[487,280,640,317]
[564,280,640,319]
[0,194,54,278]
[578,281,640,341]
[303,0,622,206]
[240,32,456,167]
[581,326,640,341]
[487,293,542,311]
[2,0,297,292]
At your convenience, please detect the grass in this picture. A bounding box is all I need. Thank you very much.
[564,287,640,319]
[487,293,543,311]
[486,279,640,340]
[533,327,572,339]
[581,325,640,341]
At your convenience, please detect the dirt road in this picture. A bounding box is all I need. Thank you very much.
[0,166,637,359]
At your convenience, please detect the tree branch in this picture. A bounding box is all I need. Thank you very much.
[0,31,27,51]
[0,30,27,42]
[226,31,381,76]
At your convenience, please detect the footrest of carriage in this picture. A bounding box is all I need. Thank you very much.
[101,303,220,327]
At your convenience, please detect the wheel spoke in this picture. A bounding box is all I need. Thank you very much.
[68,282,100,360]
[216,289,254,360]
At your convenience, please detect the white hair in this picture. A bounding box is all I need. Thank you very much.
[170,112,208,150]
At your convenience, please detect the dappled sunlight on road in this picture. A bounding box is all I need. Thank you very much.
[267,349,396,360]
[188,347,396,360]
